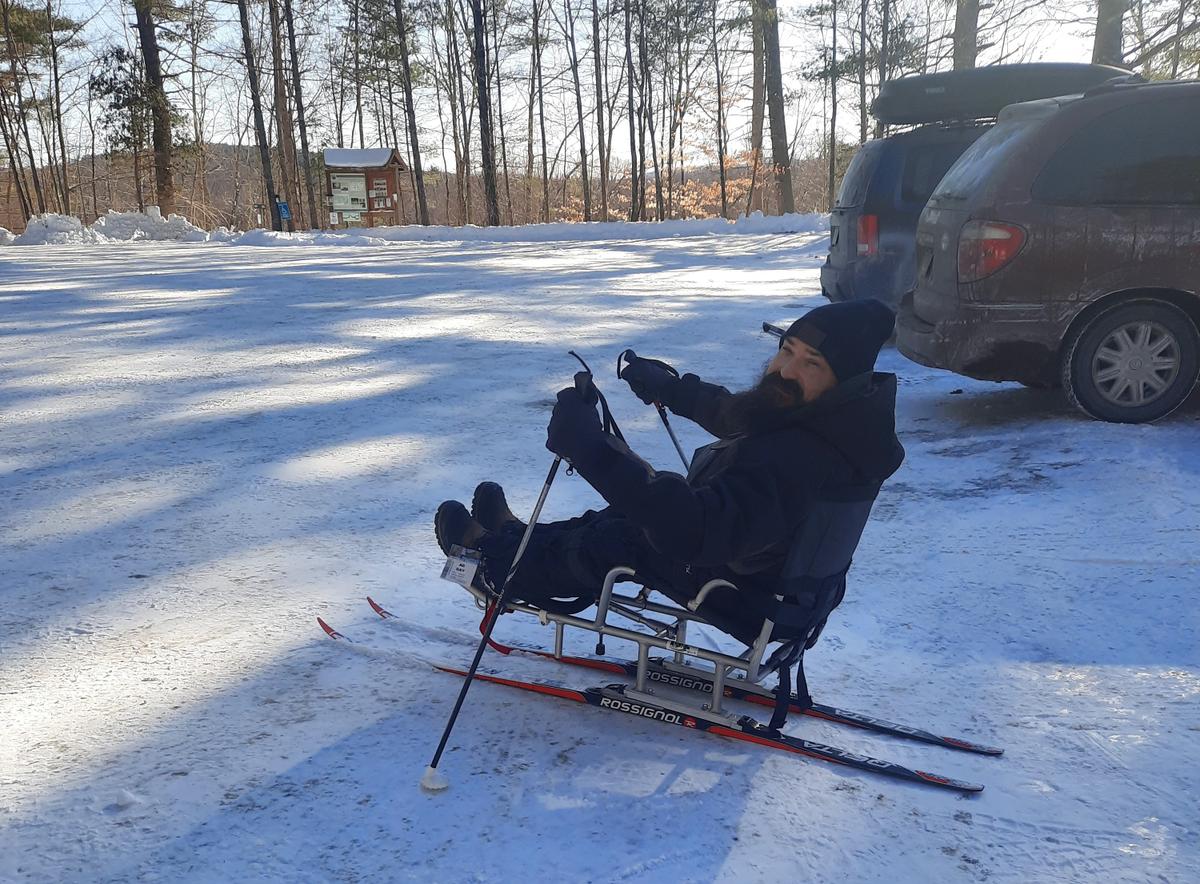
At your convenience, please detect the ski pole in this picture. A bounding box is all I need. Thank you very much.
[617,349,690,472]
[762,321,786,339]
[422,366,595,792]
[421,455,561,792]
[655,405,690,472]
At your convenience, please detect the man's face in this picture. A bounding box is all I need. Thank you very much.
[766,336,838,404]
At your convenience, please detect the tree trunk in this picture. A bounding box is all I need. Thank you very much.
[489,2,513,224]
[761,0,794,213]
[0,89,31,220]
[1169,0,1186,78]
[712,0,727,218]
[3,0,46,214]
[533,0,551,221]
[469,0,501,225]
[1092,0,1127,65]
[624,0,641,220]
[953,0,979,69]
[858,0,867,144]
[829,0,837,211]
[524,35,536,221]
[235,0,281,230]
[637,0,663,218]
[749,0,765,213]
[591,0,609,220]
[880,0,890,83]
[267,0,297,230]
[284,0,320,229]
[447,0,473,221]
[46,0,70,214]
[560,0,592,220]
[352,0,365,148]
[873,0,891,138]
[393,0,429,224]
[133,0,176,215]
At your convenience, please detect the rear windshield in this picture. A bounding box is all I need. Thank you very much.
[900,141,973,205]
[932,119,1038,201]
[835,142,883,207]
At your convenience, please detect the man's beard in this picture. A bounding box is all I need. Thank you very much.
[719,370,805,435]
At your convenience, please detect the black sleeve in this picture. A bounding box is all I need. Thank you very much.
[568,431,812,566]
[660,373,741,439]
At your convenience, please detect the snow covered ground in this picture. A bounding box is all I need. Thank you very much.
[1,225,1197,883]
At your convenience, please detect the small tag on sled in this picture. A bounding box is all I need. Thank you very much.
[441,545,483,589]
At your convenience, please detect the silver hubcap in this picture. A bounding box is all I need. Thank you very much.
[1092,321,1180,407]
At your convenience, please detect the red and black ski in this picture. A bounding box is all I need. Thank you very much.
[323,613,987,794]
[365,596,1003,757]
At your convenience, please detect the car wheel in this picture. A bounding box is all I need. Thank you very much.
[1062,299,1200,423]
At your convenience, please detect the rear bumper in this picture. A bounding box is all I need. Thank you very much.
[821,260,906,309]
[896,290,1066,385]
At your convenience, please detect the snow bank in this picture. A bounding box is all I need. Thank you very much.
[5,209,827,249]
[0,227,13,245]
[13,214,104,246]
[227,211,828,248]
[11,209,208,246]
[90,208,208,243]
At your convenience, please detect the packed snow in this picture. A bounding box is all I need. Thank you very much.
[0,223,1196,883]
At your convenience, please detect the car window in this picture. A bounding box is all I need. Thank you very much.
[835,142,883,208]
[900,141,974,205]
[1033,96,1200,206]
[932,118,1041,201]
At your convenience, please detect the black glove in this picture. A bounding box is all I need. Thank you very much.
[546,375,602,461]
[618,350,679,406]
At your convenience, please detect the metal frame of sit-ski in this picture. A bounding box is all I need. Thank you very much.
[460,563,796,724]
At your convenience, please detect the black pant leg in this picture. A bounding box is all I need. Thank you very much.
[478,511,661,610]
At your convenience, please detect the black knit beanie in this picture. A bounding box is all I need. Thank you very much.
[781,299,895,382]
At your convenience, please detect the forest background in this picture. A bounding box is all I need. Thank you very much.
[1,0,1197,232]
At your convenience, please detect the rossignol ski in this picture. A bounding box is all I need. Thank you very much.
[364,596,1001,756]
[319,608,989,794]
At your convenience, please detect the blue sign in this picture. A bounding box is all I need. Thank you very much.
[277,200,292,222]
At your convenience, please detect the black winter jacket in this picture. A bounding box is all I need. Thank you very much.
[568,369,905,610]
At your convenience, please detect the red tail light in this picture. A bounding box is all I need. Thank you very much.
[957,221,1026,283]
[856,214,879,257]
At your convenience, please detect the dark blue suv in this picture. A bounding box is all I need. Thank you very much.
[821,63,1130,310]
[822,124,988,308]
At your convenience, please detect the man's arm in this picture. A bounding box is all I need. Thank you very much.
[620,353,740,439]
[569,432,806,565]
[659,373,741,440]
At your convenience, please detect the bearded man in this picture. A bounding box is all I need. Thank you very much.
[434,299,904,645]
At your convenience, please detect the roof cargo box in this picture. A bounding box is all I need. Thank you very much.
[871,63,1132,125]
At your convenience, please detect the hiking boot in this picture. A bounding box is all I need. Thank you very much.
[471,482,524,532]
[434,500,489,556]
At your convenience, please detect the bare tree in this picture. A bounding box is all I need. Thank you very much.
[235,0,281,230]
[591,0,609,219]
[469,0,501,224]
[1093,0,1128,64]
[283,0,320,229]
[132,0,175,214]
[953,0,980,69]
[748,0,765,213]
[267,0,297,230]
[761,0,793,213]
[393,0,429,224]
[624,0,641,220]
[554,0,592,220]
[712,0,728,217]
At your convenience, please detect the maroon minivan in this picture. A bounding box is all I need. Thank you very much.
[897,78,1200,423]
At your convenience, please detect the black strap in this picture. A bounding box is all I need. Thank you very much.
[768,643,811,733]
[571,350,625,443]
